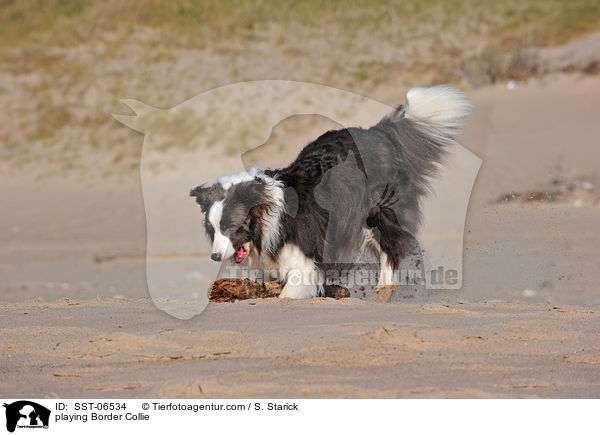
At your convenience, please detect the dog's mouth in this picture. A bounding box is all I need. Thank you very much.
[233,243,250,263]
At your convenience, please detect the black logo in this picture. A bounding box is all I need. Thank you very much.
[3,401,50,433]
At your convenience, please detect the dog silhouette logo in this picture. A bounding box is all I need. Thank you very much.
[3,401,50,433]
[114,80,481,318]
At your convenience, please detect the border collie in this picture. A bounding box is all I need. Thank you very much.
[191,85,474,299]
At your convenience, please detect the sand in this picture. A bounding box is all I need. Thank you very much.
[2,297,600,398]
[1,73,600,398]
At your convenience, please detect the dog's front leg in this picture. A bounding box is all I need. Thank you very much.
[278,267,324,300]
[275,244,323,299]
[279,268,322,299]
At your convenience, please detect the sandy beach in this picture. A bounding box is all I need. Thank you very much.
[3,297,600,398]
[0,12,600,398]
[2,73,600,396]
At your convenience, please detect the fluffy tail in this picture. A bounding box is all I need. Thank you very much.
[404,85,474,144]
[374,85,474,193]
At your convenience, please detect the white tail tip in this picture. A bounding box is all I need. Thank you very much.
[405,85,474,138]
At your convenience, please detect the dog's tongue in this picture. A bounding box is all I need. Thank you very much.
[234,246,248,263]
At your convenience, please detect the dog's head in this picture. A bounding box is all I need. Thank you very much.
[190,171,284,263]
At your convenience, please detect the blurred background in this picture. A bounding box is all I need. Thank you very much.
[1,0,600,305]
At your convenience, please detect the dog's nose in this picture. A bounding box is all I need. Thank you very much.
[210,252,222,262]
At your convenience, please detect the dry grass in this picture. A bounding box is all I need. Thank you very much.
[3,0,600,48]
[1,0,600,176]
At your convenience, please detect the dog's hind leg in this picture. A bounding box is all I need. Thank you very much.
[378,251,395,286]
[366,207,417,301]
[361,229,395,286]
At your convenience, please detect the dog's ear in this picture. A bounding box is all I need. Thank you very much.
[190,184,223,212]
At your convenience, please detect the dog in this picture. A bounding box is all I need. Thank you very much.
[191,85,474,299]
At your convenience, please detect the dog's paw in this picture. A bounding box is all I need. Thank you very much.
[279,283,319,299]
[369,285,395,303]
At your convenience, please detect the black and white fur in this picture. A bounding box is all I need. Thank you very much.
[191,85,474,299]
